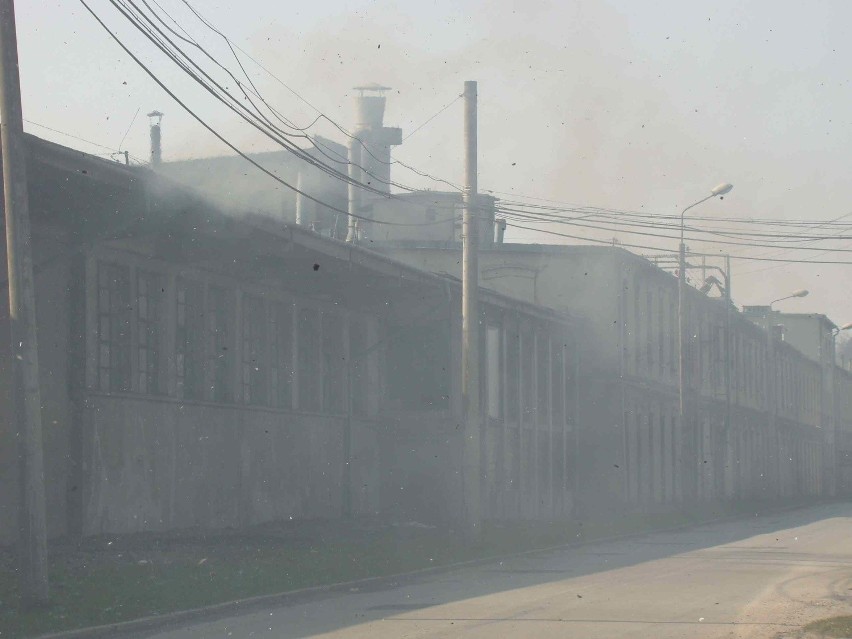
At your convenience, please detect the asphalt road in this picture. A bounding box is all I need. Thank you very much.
[145,502,852,638]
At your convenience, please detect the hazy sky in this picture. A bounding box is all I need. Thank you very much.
[14,0,852,324]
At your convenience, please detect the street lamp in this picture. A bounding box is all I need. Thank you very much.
[678,183,733,422]
[770,289,809,308]
[833,322,852,336]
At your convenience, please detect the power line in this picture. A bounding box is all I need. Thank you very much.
[113,0,465,204]
[23,118,147,164]
[174,0,462,192]
[731,211,852,272]
[497,205,852,253]
[117,105,140,150]
[78,0,458,228]
[503,222,852,265]
[24,119,117,152]
[402,94,463,141]
[498,204,852,243]
[113,0,394,196]
[74,0,852,262]
[498,198,852,229]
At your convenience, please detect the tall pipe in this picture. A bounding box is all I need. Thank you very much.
[346,137,361,242]
[295,171,308,227]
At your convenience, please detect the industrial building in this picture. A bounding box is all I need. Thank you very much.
[377,241,832,512]
[0,134,578,543]
[3,82,851,546]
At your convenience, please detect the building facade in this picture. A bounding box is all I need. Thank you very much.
[0,136,578,543]
[378,241,832,511]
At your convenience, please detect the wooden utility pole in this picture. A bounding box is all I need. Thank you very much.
[0,0,50,604]
[461,80,481,541]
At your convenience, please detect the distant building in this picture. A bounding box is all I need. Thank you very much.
[374,239,831,508]
[741,308,837,365]
[368,190,497,246]
[163,136,349,237]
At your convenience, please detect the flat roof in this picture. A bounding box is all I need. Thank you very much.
[15,134,572,327]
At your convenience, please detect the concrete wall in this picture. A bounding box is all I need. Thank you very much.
[781,316,824,362]
[0,240,72,544]
[383,246,623,369]
[81,395,380,534]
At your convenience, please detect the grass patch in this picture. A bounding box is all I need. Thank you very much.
[0,502,776,638]
[803,616,852,637]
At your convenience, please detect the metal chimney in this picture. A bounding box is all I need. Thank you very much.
[147,110,163,166]
[351,84,401,196]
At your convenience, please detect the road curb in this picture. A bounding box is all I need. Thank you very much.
[32,499,829,639]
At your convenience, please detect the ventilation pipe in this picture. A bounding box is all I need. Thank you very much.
[346,137,361,242]
[494,217,507,246]
[147,110,163,166]
[351,84,401,196]
[295,171,310,227]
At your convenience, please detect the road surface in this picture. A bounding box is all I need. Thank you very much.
[145,502,852,638]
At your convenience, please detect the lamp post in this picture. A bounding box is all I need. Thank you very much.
[678,184,733,499]
[763,289,808,497]
[679,183,732,417]
[770,289,809,310]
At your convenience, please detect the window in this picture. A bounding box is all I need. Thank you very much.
[552,430,564,494]
[322,312,346,414]
[349,316,369,417]
[658,294,665,378]
[242,294,267,405]
[621,281,630,372]
[506,326,520,423]
[634,283,641,373]
[298,306,321,411]
[136,270,165,395]
[521,329,535,424]
[486,325,501,419]
[207,286,231,402]
[97,262,131,392]
[646,290,653,374]
[538,434,549,497]
[536,334,549,423]
[565,423,576,491]
[669,302,677,376]
[176,279,204,400]
[552,343,565,427]
[509,427,521,489]
[386,317,449,410]
[564,343,576,427]
[270,300,294,409]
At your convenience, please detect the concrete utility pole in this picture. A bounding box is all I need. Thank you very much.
[724,254,733,498]
[461,80,481,541]
[0,0,49,604]
[678,183,732,499]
